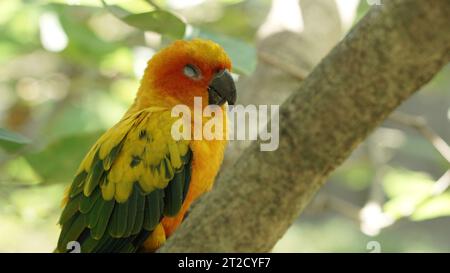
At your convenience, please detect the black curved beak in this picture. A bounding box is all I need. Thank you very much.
[208,69,237,105]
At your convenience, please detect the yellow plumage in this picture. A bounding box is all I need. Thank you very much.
[77,107,190,203]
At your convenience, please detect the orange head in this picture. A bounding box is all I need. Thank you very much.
[136,39,236,109]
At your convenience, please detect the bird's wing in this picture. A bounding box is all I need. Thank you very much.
[56,108,192,253]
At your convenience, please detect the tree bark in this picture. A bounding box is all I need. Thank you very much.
[160,0,450,252]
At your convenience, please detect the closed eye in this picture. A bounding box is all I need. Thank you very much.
[183,64,202,80]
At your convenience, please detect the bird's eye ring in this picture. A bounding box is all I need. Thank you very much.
[183,64,201,79]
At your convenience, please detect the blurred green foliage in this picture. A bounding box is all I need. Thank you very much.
[0,0,449,252]
[25,131,103,184]
[102,1,186,39]
[0,0,263,252]
[0,128,30,152]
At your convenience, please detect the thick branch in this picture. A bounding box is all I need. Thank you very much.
[160,0,450,252]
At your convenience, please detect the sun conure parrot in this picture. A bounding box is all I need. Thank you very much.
[56,39,236,253]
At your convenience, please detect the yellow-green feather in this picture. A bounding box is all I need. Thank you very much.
[57,108,192,253]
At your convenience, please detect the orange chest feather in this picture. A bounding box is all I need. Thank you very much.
[188,138,227,200]
[157,138,227,240]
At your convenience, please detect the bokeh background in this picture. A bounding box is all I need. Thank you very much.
[1,0,450,252]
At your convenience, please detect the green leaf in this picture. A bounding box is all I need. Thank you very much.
[102,0,185,39]
[0,128,30,153]
[382,168,434,199]
[411,194,450,221]
[102,1,130,18]
[48,3,122,65]
[3,156,41,185]
[122,11,185,39]
[384,195,425,220]
[188,28,257,75]
[24,131,103,184]
[381,168,450,221]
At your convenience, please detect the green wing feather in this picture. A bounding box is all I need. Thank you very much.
[56,109,192,253]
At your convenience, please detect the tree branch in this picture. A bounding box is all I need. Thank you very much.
[160,0,450,252]
[389,112,450,163]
